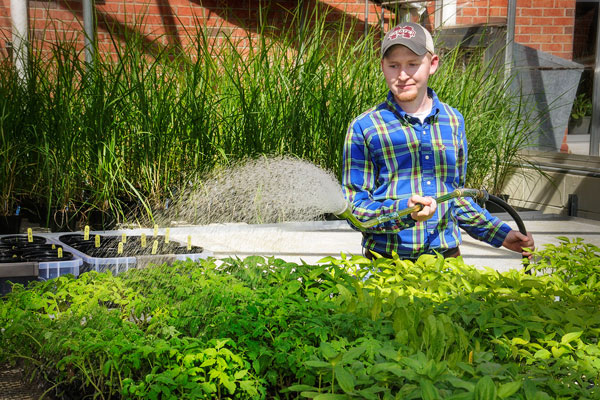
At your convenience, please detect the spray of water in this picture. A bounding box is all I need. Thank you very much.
[156,156,347,226]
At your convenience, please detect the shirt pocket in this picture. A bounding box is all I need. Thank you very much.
[433,140,459,183]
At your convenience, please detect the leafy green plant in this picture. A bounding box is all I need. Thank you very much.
[1,238,599,398]
[571,93,593,121]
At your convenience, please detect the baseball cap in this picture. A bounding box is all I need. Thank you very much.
[381,22,435,58]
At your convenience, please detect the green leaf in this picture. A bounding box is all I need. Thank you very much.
[200,358,216,367]
[233,370,247,380]
[551,346,567,358]
[511,337,528,345]
[286,280,302,294]
[102,360,113,375]
[305,360,331,368]
[533,349,551,359]
[523,378,537,400]
[313,394,349,399]
[286,384,320,392]
[560,331,582,344]
[239,380,258,396]
[300,391,322,399]
[420,380,440,400]
[334,365,355,394]
[474,376,497,400]
[446,393,475,400]
[221,377,236,394]
[341,344,366,364]
[320,342,339,360]
[446,376,475,391]
[498,381,522,399]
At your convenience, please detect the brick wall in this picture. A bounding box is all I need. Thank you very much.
[0,0,396,60]
[456,0,576,60]
[0,0,579,61]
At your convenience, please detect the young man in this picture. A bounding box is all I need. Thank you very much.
[342,22,534,260]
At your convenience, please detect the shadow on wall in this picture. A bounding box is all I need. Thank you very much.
[506,154,600,220]
[56,0,385,59]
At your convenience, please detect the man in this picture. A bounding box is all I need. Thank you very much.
[342,22,534,260]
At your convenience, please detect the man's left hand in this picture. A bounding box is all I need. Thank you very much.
[502,230,534,258]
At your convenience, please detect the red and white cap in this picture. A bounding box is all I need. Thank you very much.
[381,22,435,57]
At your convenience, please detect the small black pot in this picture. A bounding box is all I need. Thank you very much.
[1,235,47,246]
[21,250,75,262]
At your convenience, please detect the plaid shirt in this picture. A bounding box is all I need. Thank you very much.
[342,89,511,258]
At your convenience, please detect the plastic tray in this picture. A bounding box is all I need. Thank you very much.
[53,235,211,275]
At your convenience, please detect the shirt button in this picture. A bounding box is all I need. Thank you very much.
[425,155,430,160]
[427,180,431,185]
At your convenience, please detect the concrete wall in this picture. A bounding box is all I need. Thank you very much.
[504,151,600,220]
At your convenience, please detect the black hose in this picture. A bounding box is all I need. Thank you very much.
[486,194,531,272]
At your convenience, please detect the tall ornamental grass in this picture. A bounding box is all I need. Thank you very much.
[0,7,537,229]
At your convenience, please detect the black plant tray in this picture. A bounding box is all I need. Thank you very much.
[0,235,82,294]
[55,233,208,275]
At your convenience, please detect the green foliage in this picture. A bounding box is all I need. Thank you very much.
[571,93,593,121]
[1,238,600,398]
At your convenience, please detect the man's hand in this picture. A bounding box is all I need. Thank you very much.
[502,230,535,258]
[408,195,437,222]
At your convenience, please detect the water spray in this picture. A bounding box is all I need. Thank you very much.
[334,188,489,231]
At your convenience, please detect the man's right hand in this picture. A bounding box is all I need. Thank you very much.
[408,195,437,222]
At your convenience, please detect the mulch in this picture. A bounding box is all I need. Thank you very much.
[0,365,49,400]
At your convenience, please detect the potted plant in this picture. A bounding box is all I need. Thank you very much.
[569,93,592,135]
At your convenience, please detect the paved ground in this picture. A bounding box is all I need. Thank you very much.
[165,210,600,273]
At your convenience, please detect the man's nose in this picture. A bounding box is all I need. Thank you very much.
[398,69,410,80]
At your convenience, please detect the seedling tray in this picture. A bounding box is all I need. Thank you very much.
[54,233,208,275]
[0,234,82,295]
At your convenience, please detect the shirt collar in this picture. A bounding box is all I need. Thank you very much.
[385,88,441,122]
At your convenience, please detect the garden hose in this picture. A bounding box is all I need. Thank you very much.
[336,188,531,271]
[334,188,488,231]
[485,194,531,272]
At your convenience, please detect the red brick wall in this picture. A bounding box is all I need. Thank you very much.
[0,0,578,61]
[0,0,395,60]
[456,0,576,60]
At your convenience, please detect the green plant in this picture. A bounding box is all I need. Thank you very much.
[1,239,599,398]
[571,93,593,121]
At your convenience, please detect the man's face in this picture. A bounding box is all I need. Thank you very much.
[381,45,439,104]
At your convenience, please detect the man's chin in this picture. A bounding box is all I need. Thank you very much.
[395,92,418,103]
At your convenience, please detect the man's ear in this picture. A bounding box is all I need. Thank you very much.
[429,54,440,75]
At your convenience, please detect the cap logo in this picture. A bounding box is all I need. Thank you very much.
[388,26,416,41]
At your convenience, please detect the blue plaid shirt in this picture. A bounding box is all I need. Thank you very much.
[342,89,512,258]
